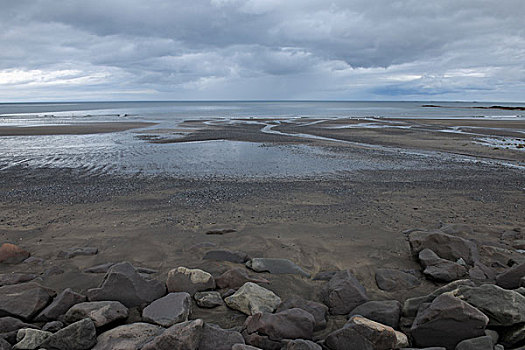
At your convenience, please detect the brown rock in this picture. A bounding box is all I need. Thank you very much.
[216,268,269,290]
[244,308,315,341]
[0,244,30,264]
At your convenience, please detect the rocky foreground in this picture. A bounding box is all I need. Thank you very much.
[1,225,525,350]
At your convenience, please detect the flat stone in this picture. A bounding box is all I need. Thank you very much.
[194,291,223,308]
[276,296,328,331]
[83,263,115,274]
[199,323,245,350]
[320,270,368,315]
[216,268,269,289]
[35,288,86,322]
[283,339,322,350]
[166,267,215,296]
[41,318,97,350]
[203,250,250,263]
[142,292,191,327]
[0,244,30,265]
[246,258,310,277]
[455,335,494,350]
[496,262,525,289]
[349,300,402,329]
[0,274,37,287]
[87,262,166,307]
[409,230,479,265]
[57,247,98,259]
[64,301,128,328]
[141,319,204,350]
[13,328,52,349]
[375,269,420,291]
[92,322,164,350]
[225,282,281,315]
[410,294,488,349]
[418,249,467,282]
[0,283,55,321]
[245,308,315,341]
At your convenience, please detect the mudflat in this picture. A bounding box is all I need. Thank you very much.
[0,121,156,136]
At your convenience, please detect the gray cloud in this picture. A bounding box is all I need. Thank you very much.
[0,0,524,101]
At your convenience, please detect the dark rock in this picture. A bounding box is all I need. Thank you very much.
[199,322,245,350]
[35,288,86,322]
[203,250,250,263]
[87,262,165,307]
[64,301,128,328]
[0,244,30,264]
[205,228,237,235]
[496,262,525,289]
[42,321,64,333]
[216,268,269,289]
[484,329,499,344]
[410,294,488,349]
[348,300,401,329]
[439,224,474,236]
[242,330,281,350]
[283,339,322,349]
[224,282,281,315]
[375,269,420,291]
[244,308,315,341]
[455,335,494,350]
[500,323,525,348]
[23,257,44,265]
[409,231,479,265]
[142,292,191,327]
[0,283,55,320]
[479,245,515,270]
[141,319,203,350]
[320,270,368,315]
[468,262,495,283]
[418,249,467,282]
[83,263,115,274]
[43,266,64,277]
[0,317,37,334]
[92,322,164,350]
[232,344,262,350]
[0,338,10,350]
[41,318,97,350]
[246,258,310,277]
[0,274,37,287]
[166,267,215,296]
[194,291,223,308]
[312,271,337,281]
[57,247,98,259]
[276,296,328,331]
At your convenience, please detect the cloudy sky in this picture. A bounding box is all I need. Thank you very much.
[1,0,524,101]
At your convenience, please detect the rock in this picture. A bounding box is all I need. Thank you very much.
[57,247,98,259]
[484,329,499,344]
[35,288,86,322]
[23,257,44,266]
[0,283,55,320]
[410,294,488,349]
[216,268,269,289]
[166,267,215,296]
[348,300,402,329]
[232,345,262,350]
[199,322,245,350]
[244,308,315,341]
[439,224,474,235]
[325,315,398,350]
[224,282,281,315]
[142,292,191,327]
[375,269,420,291]
[276,296,328,331]
[41,321,63,333]
[13,328,52,349]
[43,266,64,277]
[409,231,479,265]
[455,335,494,350]
[87,262,165,307]
[0,244,30,264]
[205,228,236,235]
[395,330,409,348]
[479,245,515,270]
[468,262,495,283]
[500,323,525,348]
[203,250,250,263]
[41,318,97,350]
[242,331,281,350]
[83,263,115,274]
[141,319,203,350]
[513,239,525,249]
[64,301,128,328]
[320,270,368,315]
[0,317,36,333]
[496,262,525,289]
[246,258,310,277]
[0,338,11,350]
[312,271,337,281]
[194,291,223,308]
[418,249,467,282]
[0,274,37,287]
[92,322,164,350]
[449,283,525,326]
[283,339,322,349]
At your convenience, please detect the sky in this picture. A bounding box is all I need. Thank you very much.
[1,0,524,102]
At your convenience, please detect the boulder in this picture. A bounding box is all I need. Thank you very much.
[199,323,245,350]
[216,268,269,289]
[349,300,402,329]
[312,271,337,281]
[57,247,98,259]
[244,308,315,341]
[0,274,37,287]
[449,284,525,326]
[468,262,496,283]
[325,315,398,350]
[194,291,223,308]
[0,338,11,350]
[203,250,250,263]
[41,321,63,333]
[418,249,467,282]
[410,294,488,349]
[141,319,203,350]
[64,301,128,328]
[142,292,191,327]
[242,331,281,350]
[92,322,164,350]
[496,262,525,289]
[232,345,262,350]
[35,288,86,322]
[320,270,368,315]
[500,323,525,348]
[166,267,215,296]
[0,283,55,320]
[13,328,52,349]
[374,269,420,291]
[409,231,479,265]
[283,339,322,349]
[87,262,165,307]
[0,244,30,264]
[455,335,494,350]
[224,282,281,315]
[41,318,97,350]
[246,258,310,277]
[395,330,409,348]
[276,296,328,331]
[0,317,36,334]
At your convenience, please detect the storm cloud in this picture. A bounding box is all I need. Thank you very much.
[1,0,524,101]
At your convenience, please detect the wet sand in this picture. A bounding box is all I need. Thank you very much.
[0,122,156,136]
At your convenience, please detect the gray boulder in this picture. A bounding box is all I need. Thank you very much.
[283,339,322,349]
[321,270,368,315]
[142,292,191,327]
[455,335,494,350]
[142,319,203,350]
[0,274,37,287]
[375,269,420,291]
[64,301,128,328]
[0,283,55,320]
[232,345,262,350]
[216,268,269,289]
[225,282,281,315]
[87,262,165,307]
[194,291,223,308]
[41,321,63,333]
[35,288,86,322]
[409,230,479,265]
[349,300,402,329]
[246,258,310,277]
[0,338,11,350]
[199,323,245,350]
[13,328,52,349]
[166,267,215,296]
[418,249,467,282]
[242,331,281,350]
[92,322,164,350]
[203,250,250,263]
[496,262,525,289]
[244,308,315,341]
[276,296,328,331]
[500,323,525,348]
[41,318,97,350]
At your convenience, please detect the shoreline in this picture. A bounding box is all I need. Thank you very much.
[0,122,156,136]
